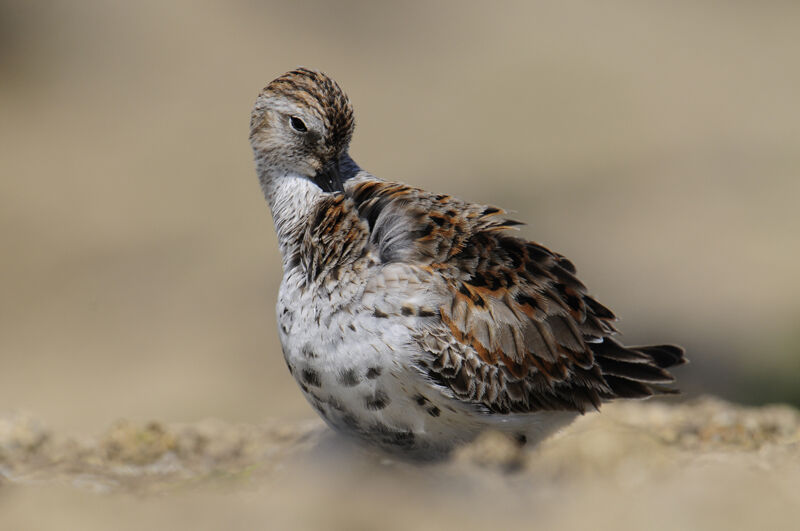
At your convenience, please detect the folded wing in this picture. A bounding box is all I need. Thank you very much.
[347,178,686,414]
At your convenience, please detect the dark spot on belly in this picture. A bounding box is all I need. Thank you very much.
[365,367,382,379]
[373,421,392,434]
[373,309,388,318]
[348,323,356,331]
[337,368,360,387]
[364,389,389,410]
[341,414,360,430]
[401,306,414,316]
[514,433,528,446]
[414,394,428,406]
[301,368,321,387]
[302,345,317,359]
[308,390,323,402]
[372,422,416,449]
[427,406,441,417]
[327,395,345,412]
[307,391,326,412]
[392,430,415,447]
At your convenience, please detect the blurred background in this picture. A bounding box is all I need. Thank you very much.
[2,1,799,528]
[0,0,800,529]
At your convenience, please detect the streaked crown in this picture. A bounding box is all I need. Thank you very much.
[251,68,355,161]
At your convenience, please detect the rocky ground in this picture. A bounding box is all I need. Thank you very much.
[2,397,799,530]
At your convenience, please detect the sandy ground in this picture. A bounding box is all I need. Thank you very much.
[2,397,799,530]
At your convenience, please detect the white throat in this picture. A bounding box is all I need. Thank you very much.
[261,171,325,271]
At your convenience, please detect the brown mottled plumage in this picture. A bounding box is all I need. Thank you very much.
[250,67,685,458]
[347,179,683,414]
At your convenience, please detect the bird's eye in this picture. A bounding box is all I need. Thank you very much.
[289,116,307,132]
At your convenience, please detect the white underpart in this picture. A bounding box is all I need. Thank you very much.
[261,172,323,268]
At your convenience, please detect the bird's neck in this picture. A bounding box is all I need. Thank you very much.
[256,152,366,272]
[259,169,324,271]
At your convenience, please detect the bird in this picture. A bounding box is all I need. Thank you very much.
[249,67,685,459]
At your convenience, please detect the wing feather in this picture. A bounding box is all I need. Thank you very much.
[345,178,686,414]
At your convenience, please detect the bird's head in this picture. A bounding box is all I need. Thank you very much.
[250,67,355,193]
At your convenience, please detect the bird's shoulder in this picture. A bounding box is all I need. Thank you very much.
[345,177,520,265]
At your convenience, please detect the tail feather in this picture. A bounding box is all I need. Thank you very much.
[631,344,687,369]
[592,338,687,400]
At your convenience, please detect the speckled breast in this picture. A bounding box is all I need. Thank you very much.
[274,278,472,456]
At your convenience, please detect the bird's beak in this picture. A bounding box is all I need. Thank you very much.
[312,157,344,193]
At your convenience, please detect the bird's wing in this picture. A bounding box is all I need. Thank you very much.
[346,178,685,414]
